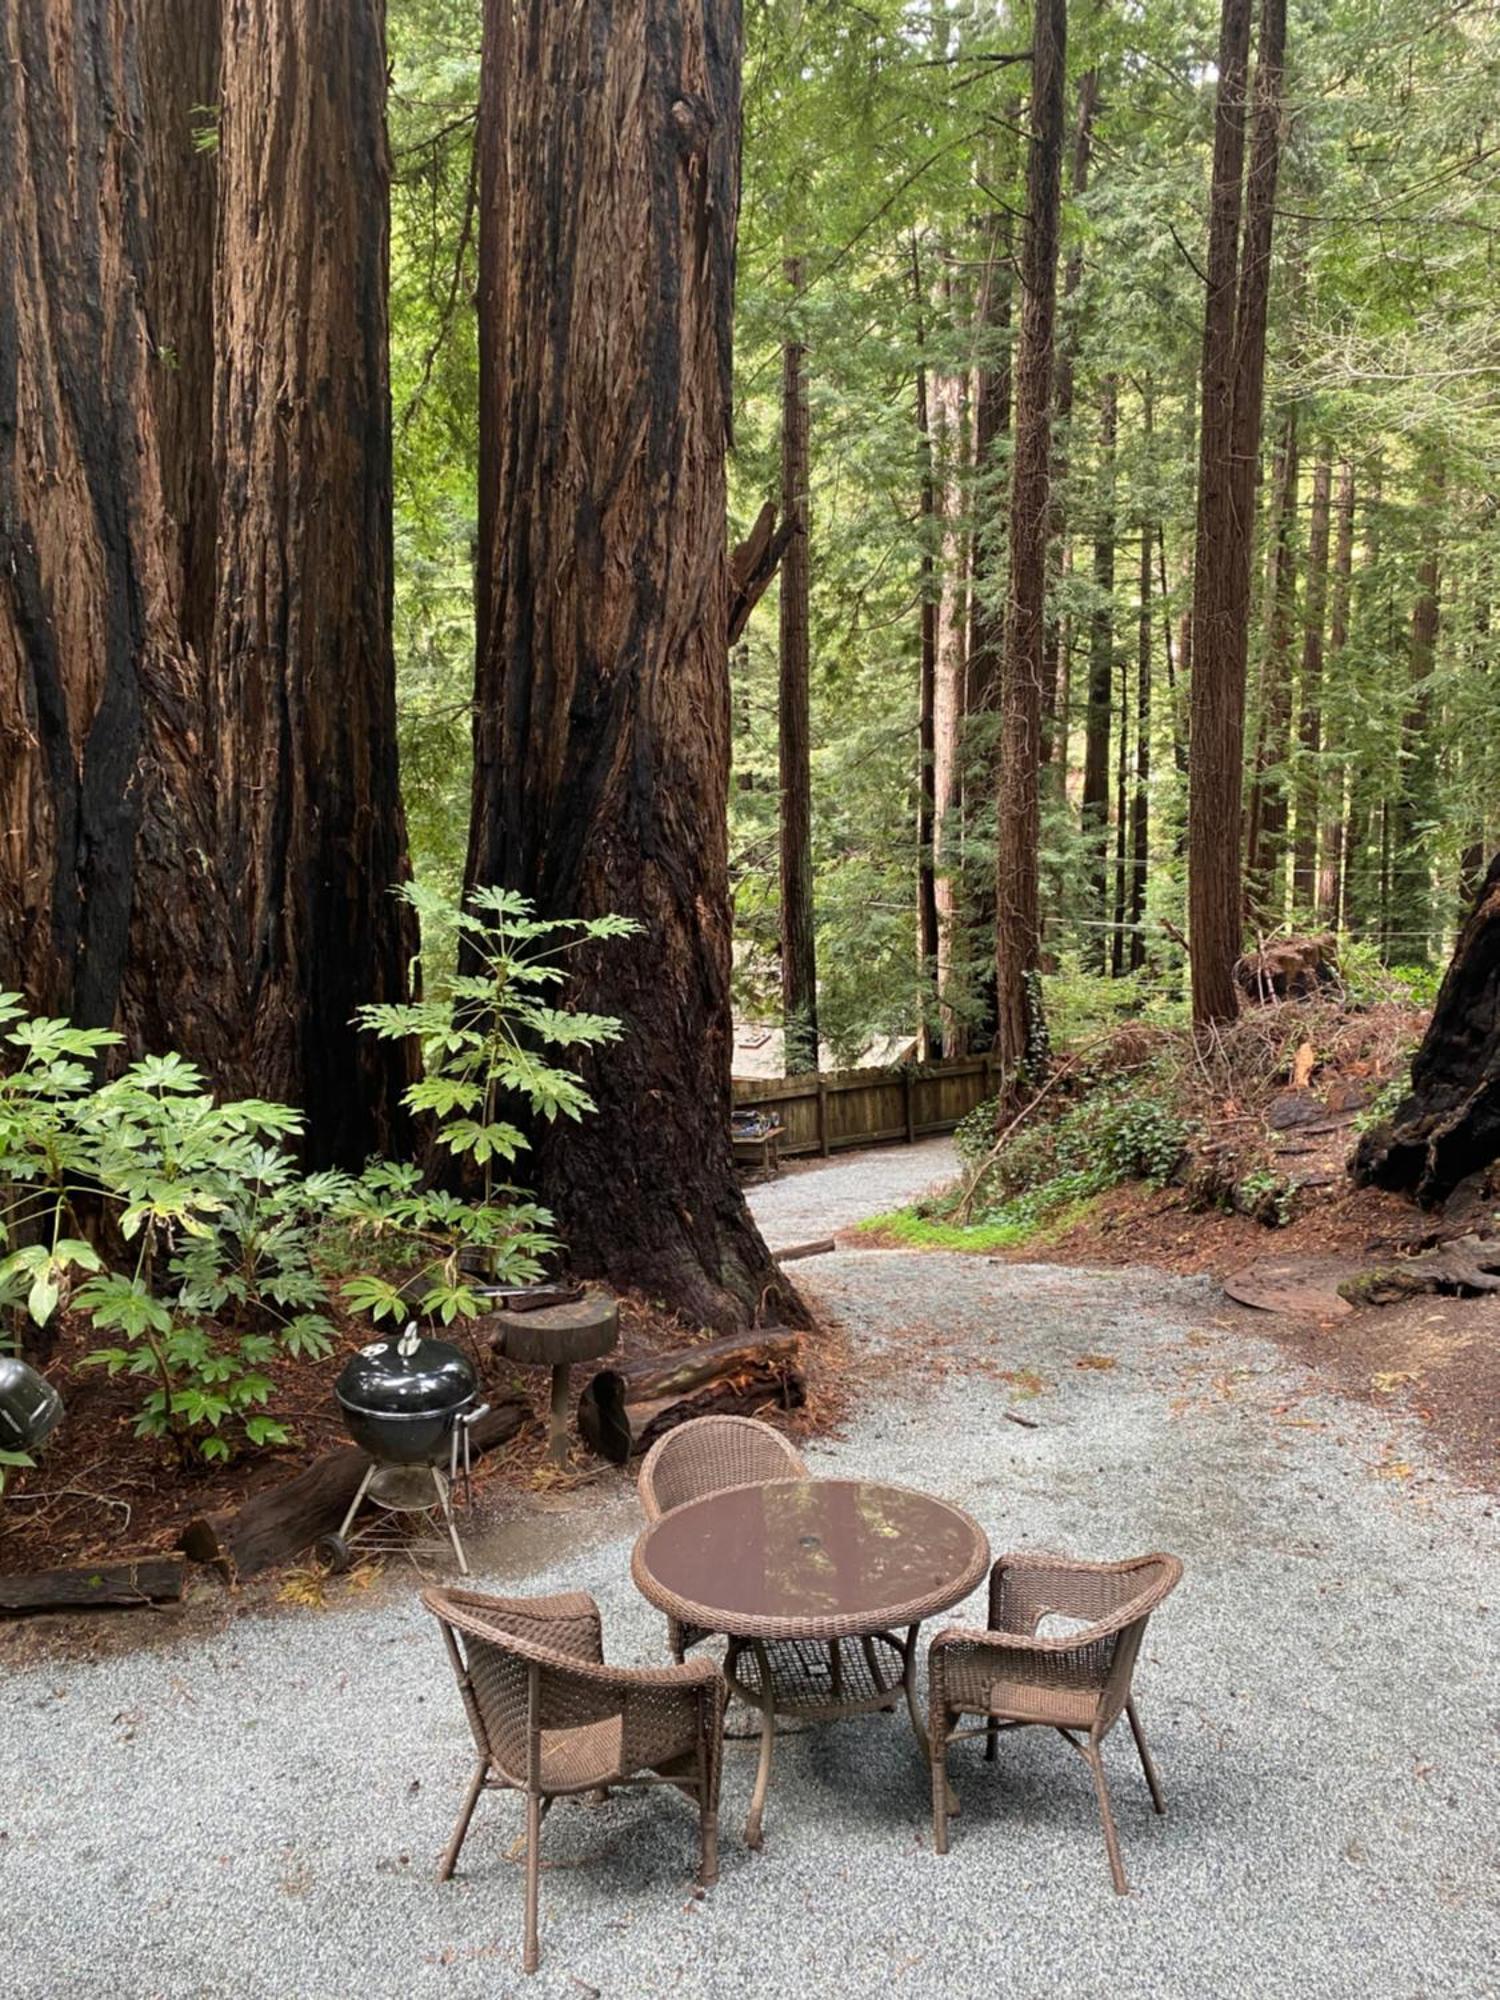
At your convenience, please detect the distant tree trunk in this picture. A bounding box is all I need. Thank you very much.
[469,0,801,1331]
[139,0,220,671]
[1244,403,1298,918]
[1082,374,1117,969]
[914,251,941,1053]
[1388,462,1443,964]
[1110,625,1129,976]
[209,0,414,1162]
[0,0,231,1054]
[778,254,818,1072]
[994,0,1066,1082]
[1187,0,1287,1023]
[1291,451,1332,909]
[1160,527,1188,783]
[932,291,969,1056]
[1128,518,1152,968]
[1040,70,1098,762]
[1317,458,1356,922]
[965,206,1014,1051]
[1459,584,1490,916]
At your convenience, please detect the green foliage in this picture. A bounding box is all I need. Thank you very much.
[1235,1168,1297,1229]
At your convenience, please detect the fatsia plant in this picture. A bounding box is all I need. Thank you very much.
[344,883,639,1324]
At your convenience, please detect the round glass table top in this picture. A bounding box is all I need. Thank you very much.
[631,1477,990,1640]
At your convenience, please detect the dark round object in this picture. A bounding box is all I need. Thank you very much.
[313,1532,351,1575]
[0,1356,64,1454]
[335,1325,477,1466]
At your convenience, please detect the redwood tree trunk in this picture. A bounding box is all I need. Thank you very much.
[914,242,941,1048]
[931,291,968,1058]
[0,0,231,1053]
[468,0,800,1331]
[1082,374,1116,969]
[1128,518,1152,968]
[1245,402,1298,917]
[1388,463,1443,962]
[1292,451,1332,909]
[1316,458,1356,922]
[778,254,818,1073]
[994,0,1066,1081]
[210,0,415,1162]
[1187,0,1287,1023]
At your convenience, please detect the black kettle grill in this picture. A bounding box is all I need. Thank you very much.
[320,1324,488,1575]
[0,1357,64,1455]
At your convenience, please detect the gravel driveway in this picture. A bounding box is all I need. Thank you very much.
[4,1153,1498,1999]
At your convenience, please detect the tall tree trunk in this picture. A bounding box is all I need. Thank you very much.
[1244,402,1298,918]
[778,254,818,1072]
[994,0,1066,1081]
[1040,69,1098,761]
[1388,462,1443,964]
[210,0,414,1165]
[468,0,800,1331]
[139,0,220,671]
[1081,373,1116,968]
[1110,620,1129,975]
[1128,518,1152,968]
[1317,458,1356,923]
[932,289,969,1056]
[1292,451,1332,909]
[0,0,231,1054]
[1187,0,1287,1022]
[914,240,941,1053]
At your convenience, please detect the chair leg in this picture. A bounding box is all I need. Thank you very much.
[438,1760,487,1881]
[521,1792,544,1974]
[931,1715,952,1856]
[1086,1743,1129,1895]
[1126,1697,1166,1815]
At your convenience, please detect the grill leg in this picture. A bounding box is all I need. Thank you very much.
[1126,1697,1166,1814]
[522,1792,543,1974]
[335,1460,378,1545]
[439,1760,487,1881]
[432,1465,469,1576]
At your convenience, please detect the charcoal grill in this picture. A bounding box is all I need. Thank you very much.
[318,1323,487,1576]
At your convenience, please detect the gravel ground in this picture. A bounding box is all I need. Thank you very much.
[748,1134,957,1246]
[4,1155,1499,2000]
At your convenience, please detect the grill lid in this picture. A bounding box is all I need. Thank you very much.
[335,1323,477,1418]
[0,1356,64,1454]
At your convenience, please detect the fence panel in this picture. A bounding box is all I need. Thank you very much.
[732,1053,997,1159]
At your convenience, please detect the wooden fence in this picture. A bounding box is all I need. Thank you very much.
[732,1053,1000,1159]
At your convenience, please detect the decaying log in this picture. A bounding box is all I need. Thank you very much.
[576,1331,805,1465]
[1338,1235,1500,1308]
[179,1398,528,1578]
[727,501,795,645]
[0,1555,186,1614]
[1354,853,1500,1204]
[1234,933,1339,1003]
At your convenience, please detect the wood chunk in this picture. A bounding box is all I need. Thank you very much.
[576,1331,806,1464]
[772,1238,837,1263]
[0,1555,186,1613]
[490,1293,619,1368]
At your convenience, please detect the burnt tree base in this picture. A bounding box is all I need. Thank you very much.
[1354,855,1500,1204]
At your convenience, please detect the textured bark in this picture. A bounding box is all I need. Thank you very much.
[1128,519,1152,969]
[1388,464,1443,962]
[210,0,414,1164]
[1353,851,1500,1205]
[931,282,968,1056]
[139,0,220,669]
[778,255,818,1072]
[469,0,800,1332]
[1291,452,1332,909]
[994,0,1066,1080]
[1187,0,1286,1023]
[1245,403,1299,915]
[1081,374,1116,969]
[913,242,941,1046]
[1316,459,1356,922]
[0,0,232,1053]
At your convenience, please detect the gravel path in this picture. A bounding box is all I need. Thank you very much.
[747,1134,957,1246]
[4,1155,1498,1999]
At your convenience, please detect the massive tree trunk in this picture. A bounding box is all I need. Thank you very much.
[210,0,414,1164]
[931,305,968,1059]
[1291,451,1332,910]
[994,0,1066,1082]
[914,241,941,1049]
[1128,517,1152,969]
[778,254,818,1073]
[1244,403,1298,917]
[469,0,800,1332]
[1187,0,1287,1023]
[0,0,232,1054]
[1081,374,1116,969]
[139,0,220,670]
[1354,851,1500,1204]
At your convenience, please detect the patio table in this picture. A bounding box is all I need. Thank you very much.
[631,1476,989,1847]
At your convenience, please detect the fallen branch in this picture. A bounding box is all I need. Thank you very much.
[0,1555,185,1614]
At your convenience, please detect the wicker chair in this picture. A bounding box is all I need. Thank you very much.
[927,1551,1183,1893]
[637,1415,807,1660]
[423,1586,727,1975]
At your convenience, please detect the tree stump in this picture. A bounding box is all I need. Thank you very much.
[490,1293,619,1463]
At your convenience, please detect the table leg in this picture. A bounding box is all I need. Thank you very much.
[745,1639,777,1851]
[547,1363,570,1463]
[900,1623,959,1816]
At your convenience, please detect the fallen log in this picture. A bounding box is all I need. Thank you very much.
[0,1554,186,1614]
[576,1330,805,1465]
[1338,1235,1500,1308]
[180,1398,528,1579]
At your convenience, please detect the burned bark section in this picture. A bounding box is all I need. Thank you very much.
[469,1,802,1332]
[210,0,415,1164]
[1354,853,1500,1206]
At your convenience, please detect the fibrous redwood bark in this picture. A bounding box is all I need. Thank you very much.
[209,0,415,1164]
[1081,373,1116,970]
[1292,451,1332,910]
[914,239,941,1050]
[931,315,968,1057]
[469,0,801,1332]
[778,254,818,1073]
[0,0,232,1053]
[1316,459,1356,923]
[994,0,1066,1082]
[1128,517,1152,969]
[1245,403,1299,916]
[1187,0,1287,1023]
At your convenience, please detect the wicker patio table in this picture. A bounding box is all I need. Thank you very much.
[631,1476,989,1847]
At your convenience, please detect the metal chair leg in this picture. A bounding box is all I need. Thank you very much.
[1086,1743,1129,1895]
[1126,1697,1166,1814]
[522,1792,542,1974]
[438,1760,487,1880]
